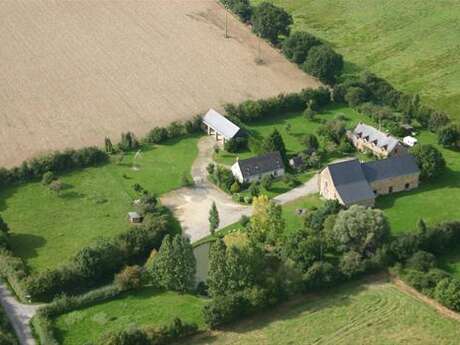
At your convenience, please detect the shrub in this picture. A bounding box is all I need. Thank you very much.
[303,45,343,84]
[434,278,460,312]
[224,136,248,153]
[405,251,436,272]
[282,31,321,64]
[260,175,273,190]
[303,261,339,289]
[248,182,260,197]
[115,265,143,291]
[145,127,168,144]
[428,112,450,132]
[410,144,446,181]
[230,181,241,194]
[41,171,56,185]
[119,132,139,151]
[221,0,252,22]
[344,86,368,107]
[438,124,459,148]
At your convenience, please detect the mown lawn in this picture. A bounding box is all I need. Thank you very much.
[54,288,207,345]
[214,105,371,166]
[376,131,460,234]
[252,0,460,121]
[0,135,200,272]
[185,278,460,345]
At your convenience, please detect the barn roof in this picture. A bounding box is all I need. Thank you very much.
[237,152,284,179]
[362,154,420,183]
[203,108,240,140]
[327,159,375,205]
[353,123,400,152]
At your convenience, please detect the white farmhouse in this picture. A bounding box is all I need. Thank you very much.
[231,152,285,184]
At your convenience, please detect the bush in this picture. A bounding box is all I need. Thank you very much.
[434,278,460,312]
[303,45,343,84]
[282,31,321,64]
[41,171,56,185]
[145,127,168,144]
[119,132,139,151]
[115,265,143,291]
[438,124,459,148]
[428,112,450,132]
[224,136,248,153]
[410,144,446,181]
[252,2,292,44]
[230,181,241,194]
[303,261,339,290]
[260,175,273,190]
[405,251,436,272]
[344,86,368,107]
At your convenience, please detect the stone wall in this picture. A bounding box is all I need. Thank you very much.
[370,173,419,195]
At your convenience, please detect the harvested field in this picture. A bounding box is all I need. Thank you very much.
[0,0,320,168]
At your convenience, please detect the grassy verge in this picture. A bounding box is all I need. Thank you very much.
[53,287,207,345]
[185,277,460,345]
[0,135,200,272]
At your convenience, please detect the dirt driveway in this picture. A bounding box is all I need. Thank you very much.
[162,136,318,243]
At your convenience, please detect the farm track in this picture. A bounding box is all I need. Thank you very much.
[0,0,320,168]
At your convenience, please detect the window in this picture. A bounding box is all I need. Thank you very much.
[373,190,377,195]
[405,183,410,189]
[389,186,393,193]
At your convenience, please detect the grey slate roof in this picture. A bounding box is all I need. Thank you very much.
[353,123,400,152]
[362,154,420,183]
[238,152,284,179]
[203,109,240,140]
[327,159,375,205]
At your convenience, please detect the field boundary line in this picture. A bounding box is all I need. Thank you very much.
[391,276,460,322]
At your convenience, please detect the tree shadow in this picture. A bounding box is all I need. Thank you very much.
[9,233,46,261]
[187,275,388,344]
[59,191,86,200]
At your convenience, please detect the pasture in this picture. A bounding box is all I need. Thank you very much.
[252,0,460,121]
[0,0,320,168]
[0,136,199,272]
[186,279,460,345]
[54,288,207,345]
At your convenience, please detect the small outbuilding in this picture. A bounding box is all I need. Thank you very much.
[202,108,242,143]
[403,136,418,147]
[128,211,143,224]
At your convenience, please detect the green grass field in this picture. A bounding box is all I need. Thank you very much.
[252,0,460,121]
[186,278,460,345]
[54,288,207,345]
[0,135,199,272]
[214,105,370,166]
[376,131,460,234]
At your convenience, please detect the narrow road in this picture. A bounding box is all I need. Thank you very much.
[162,136,319,243]
[0,283,40,345]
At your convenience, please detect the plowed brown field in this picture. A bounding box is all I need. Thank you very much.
[0,0,320,168]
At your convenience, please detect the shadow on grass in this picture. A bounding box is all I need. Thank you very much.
[9,233,46,261]
[187,275,388,344]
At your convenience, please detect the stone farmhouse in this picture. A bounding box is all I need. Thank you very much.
[319,154,420,207]
[231,151,285,184]
[350,123,407,158]
[202,108,243,144]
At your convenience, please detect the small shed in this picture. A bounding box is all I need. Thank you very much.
[128,211,143,223]
[403,136,418,147]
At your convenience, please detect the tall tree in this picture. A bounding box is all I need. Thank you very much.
[209,202,220,235]
[328,205,389,257]
[410,144,446,180]
[262,129,287,163]
[152,234,196,292]
[0,214,9,234]
[303,45,344,84]
[282,31,321,64]
[250,195,285,245]
[207,239,229,297]
[252,2,292,44]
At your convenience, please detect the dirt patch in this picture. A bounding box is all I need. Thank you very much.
[0,1,320,168]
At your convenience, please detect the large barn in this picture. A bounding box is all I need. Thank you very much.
[319,155,420,207]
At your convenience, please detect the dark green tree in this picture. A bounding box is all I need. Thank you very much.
[303,134,319,152]
[104,136,113,154]
[438,124,459,148]
[282,31,321,64]
[207,239,229,297]
[209,202,220,235]
[0,214,9,234]
[303,45,344,84]
[344,87,368,107]
[410,144,446,180]
[262,129,287,163]
[252,2,293,44]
